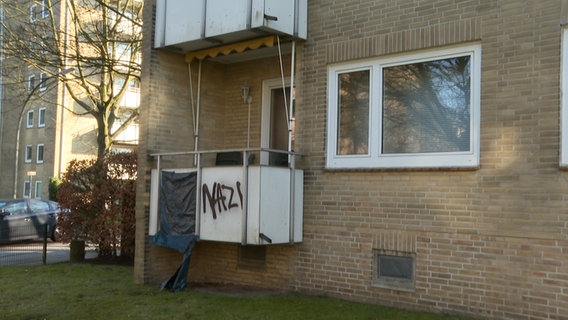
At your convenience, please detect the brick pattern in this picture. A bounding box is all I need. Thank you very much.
[137,1,568,319]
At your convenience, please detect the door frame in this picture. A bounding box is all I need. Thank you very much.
[260,77,291,165]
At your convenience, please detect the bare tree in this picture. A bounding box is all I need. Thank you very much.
[1,0,142,159]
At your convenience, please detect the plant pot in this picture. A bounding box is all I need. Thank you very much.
[69,240,85,263]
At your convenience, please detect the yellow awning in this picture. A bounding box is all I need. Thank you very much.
[185,35,276,63]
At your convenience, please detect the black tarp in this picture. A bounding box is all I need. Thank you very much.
[149,170,198,292]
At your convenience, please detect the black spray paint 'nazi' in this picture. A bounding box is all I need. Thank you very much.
[202,181,243,219]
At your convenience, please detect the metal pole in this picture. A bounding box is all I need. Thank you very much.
[42,223,48,265]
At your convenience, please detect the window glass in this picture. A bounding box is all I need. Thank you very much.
[25,145,33,163]
[30,199,48,211]
[38,108,46,127]
[34,182,43,199]
[27,110,34,128]
[28,75,36,91]
[23,182,31,198]
[5,202,28,215]
[39,73,47,91]
[382,56,471,154]
[337,70,370,155]
[37,145,44,163]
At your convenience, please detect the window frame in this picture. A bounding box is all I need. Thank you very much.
[28,75,36,91]
[38,107,46,127]
[29,4,38,23]
[26,110,34,128]
[24,145,33,163]
[41,0,49,19]
[39,72,47,91]
[326,44,481,169]
[34,181,43,199]
[23,181,31,198]
[36,144,44,163]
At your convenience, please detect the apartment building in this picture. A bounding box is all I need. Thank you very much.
[136,1,568,319]
[0,0,140,200]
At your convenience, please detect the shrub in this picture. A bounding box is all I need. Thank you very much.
[49,177,61,201]
[57,152,137,258]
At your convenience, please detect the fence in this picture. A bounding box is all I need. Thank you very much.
[0,223,50,266]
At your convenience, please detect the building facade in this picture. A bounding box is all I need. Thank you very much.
[136,1,568,319]
[0,0,140,200]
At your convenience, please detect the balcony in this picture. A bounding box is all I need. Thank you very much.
[154,0,307,53]
[149,149,303,245]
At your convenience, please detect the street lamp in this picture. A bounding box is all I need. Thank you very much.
[12,67,75,199]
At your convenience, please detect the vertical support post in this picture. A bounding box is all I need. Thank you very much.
[42,223,48,264]
[289,153,296,244]
[195,152,202,238]
[241,151,249,245]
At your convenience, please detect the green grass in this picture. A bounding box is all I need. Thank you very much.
[0,264,471,320]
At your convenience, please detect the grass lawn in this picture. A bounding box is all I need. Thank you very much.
[0,263,472,320]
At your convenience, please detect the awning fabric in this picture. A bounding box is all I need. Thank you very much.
[185,35,276,62]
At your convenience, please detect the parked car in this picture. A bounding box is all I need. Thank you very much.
[0,199,61,244]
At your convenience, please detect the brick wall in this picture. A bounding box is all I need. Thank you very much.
[294,0,568,318]
[137,0,568,318]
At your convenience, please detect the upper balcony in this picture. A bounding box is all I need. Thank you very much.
[154,0,307,53]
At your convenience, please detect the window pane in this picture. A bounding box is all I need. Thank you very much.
[337,70,370,155]
[37,145,44,162]
[378,255,413,280]
[39,108,46,126]
[382,56,471,154]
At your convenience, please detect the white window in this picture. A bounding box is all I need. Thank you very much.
[26,110,34,128]
[28,75,36,91]
[326,44,481,169]
[39,72,47,91]
[35,181,43,199]
[29,4,38,23]
[41,0,49,19]
[23,181,31,198]
[25,145,33,163]
[41,36,49,54]
[38,107,46,127]
[36,144,44,163]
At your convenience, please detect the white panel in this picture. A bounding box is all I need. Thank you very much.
[164,0,204,46]
[246,167,261,244]
[148,169,159,235]
[263,0,294,34]
[293,170,304,242]
[259,167,291,244]
[296,0,308,39]
[205,0,249,38]
[199,167,245,242]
